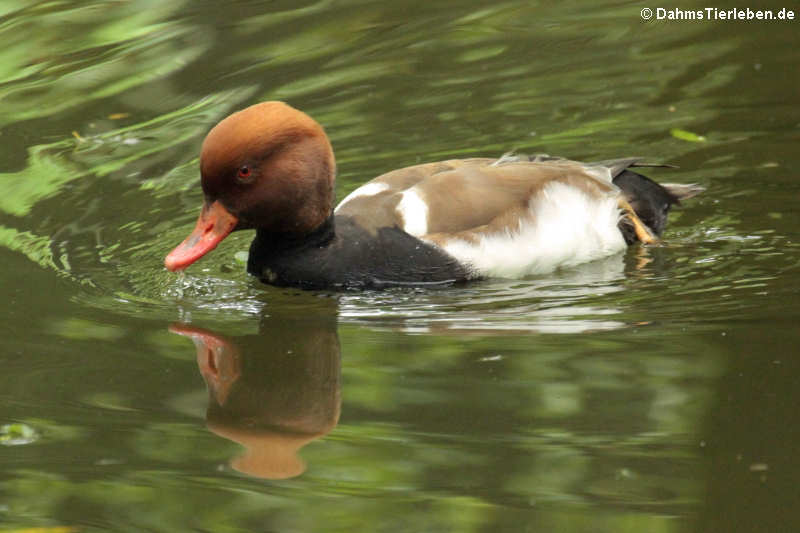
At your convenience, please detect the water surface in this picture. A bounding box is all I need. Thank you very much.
[1,1,799,531]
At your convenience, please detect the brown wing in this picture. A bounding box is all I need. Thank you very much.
[335,158,619,239]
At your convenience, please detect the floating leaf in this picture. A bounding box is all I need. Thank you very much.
[0,423,38,446]
[670,128,707,142]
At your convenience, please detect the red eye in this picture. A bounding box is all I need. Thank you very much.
[237,165,251,180]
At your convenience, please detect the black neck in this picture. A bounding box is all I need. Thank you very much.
[252,214,336,254]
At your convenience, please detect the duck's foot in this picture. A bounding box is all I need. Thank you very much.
[618,197,658,244]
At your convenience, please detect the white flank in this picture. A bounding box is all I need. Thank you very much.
[396,189,429,236]
[334,181,390,212]
[439,182,626,278]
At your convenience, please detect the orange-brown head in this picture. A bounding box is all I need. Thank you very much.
[165,102,336,271]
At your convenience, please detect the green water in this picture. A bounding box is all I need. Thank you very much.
[1,1,799,531]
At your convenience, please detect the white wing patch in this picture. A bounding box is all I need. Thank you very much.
[583,165,615,184]
[439,182,626,278]
[396,189,429,236]
[335,181,390,212]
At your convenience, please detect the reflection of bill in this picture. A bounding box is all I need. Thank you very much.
[171,313,341,479]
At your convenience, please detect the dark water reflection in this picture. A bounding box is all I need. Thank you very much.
[170,301,341,480]
[1,0,799,531]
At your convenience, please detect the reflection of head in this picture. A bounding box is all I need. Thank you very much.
[171,298,341,480]
[205,327,341,435]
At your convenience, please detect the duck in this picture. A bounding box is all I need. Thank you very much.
[165,101,701,289]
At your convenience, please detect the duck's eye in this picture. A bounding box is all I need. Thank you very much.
[237,165,252,180]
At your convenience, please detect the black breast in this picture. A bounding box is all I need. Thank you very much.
[247,215,471,289]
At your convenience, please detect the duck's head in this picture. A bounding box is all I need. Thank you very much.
[165,101,335,272]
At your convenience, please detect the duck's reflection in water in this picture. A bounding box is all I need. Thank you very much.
[171,302,340,479]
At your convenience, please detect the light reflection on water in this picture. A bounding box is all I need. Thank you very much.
[337,254,628,333]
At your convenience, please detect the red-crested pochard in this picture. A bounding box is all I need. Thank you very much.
[165,102,701,289]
